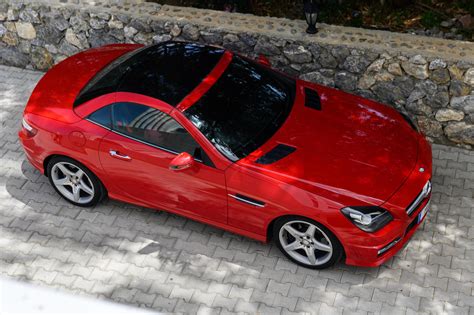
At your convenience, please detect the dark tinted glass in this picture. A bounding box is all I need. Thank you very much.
[74,42,224,107]
[74,42,224,106]
[112,102,199,155]
[184,56,296,161]
[74,47,147,107]
[119,42,224,105]
[88,105,112,128]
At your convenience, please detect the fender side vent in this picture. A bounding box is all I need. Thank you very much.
[304,87,321,110]
[256,144,296,165]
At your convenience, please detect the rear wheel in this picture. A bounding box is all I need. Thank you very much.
[47,156,105,207]
[273,216,343,269]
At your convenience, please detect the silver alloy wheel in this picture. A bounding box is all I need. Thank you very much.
[51,162,95,204]
[279,220,333,266]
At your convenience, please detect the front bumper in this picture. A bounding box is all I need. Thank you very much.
[343,136,432,267]
[344,195,430,267]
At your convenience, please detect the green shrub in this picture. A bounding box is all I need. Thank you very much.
[421,11,443,28]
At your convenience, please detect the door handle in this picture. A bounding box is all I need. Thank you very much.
[109,150,132,161]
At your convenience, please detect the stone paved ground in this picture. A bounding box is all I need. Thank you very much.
[0,65,473,314]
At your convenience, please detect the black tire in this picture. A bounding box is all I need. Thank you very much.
[273,216,344,269]
[47,156,106,207]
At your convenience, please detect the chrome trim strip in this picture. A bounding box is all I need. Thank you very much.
[406,180,431,216]
[377,237,401,256]
[86,118,204,163]
[417,199,430,222]
[228,194,265,208]
[86,119,111,131]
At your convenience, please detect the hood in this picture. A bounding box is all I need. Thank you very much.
[239,81,420,206]
[24,44,142,123]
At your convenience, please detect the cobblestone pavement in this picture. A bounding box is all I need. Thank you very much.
[0,65,473,314]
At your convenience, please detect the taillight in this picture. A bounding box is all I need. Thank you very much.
[22,117,37,137]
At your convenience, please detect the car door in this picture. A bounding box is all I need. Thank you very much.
[92,102,227,224]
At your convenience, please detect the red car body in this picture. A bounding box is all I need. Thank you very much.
[19,43,432,267]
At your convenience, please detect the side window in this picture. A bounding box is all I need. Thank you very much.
[112,102,200,156]
[88,105,112,128]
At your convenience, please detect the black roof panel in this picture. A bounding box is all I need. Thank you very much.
[74,42,225,107]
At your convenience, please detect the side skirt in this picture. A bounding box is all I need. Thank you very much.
[107,192,268,243]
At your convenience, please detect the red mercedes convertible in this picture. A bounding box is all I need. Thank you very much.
[19,41,432,269]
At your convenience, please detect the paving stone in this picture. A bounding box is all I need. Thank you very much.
[190,290,216,307]
[311,290,337,305]
[212,294,237,311]
[288,283,313,301]
[447,278,472,295]
[148,282,173,297]
[396,293,421,311]
[169,285,194,302]
[303,275,328,291]
[357,299,383,313]
[174,300,200,313]
[433,288,459,303]
[272,293,298,311]
[295,299,322,313]
[197,305,221,315]
[334,293,359,310]
[131,291,156,307]
[327,279,351,295]
[267,279,291,296]
[372,289,397,305]
[152,295,177,312]
[257,303,282,315]
[319,302,342,314]
[254,254,278,268]
[207,282,232,297]
[73,277,96,292]
[444,303,470,315]
[228,285,253,302]
[411,283,435,299]
[275,258,298,273]
[438,265,462,281]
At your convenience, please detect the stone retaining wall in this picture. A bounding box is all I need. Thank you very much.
[1,0,474,147]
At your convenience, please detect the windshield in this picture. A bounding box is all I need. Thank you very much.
[184,55,296,161]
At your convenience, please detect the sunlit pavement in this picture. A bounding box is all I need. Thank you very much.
[0,65,473,314]
[0,277,154,314]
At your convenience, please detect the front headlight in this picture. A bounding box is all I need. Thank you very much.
[341,206,393,233]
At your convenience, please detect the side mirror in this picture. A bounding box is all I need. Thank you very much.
[169,152,194,171]
[258,54,271,67]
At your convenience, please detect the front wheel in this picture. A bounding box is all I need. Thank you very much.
[47,156,105,207]
[274,216,343,269]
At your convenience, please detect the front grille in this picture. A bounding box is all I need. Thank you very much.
[406,180,431,216]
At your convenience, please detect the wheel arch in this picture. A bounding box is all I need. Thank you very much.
[266,214,295,242]
[43,154,58,177]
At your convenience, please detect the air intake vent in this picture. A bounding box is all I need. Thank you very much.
[256,144,296,165]
[304,87,321,110]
